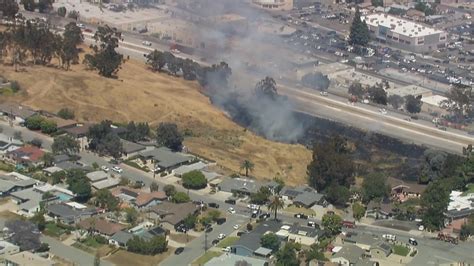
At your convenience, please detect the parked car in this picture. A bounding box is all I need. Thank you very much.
[142,41,152,46]
[208,202,219,208]
[101,165,110,172]
[216,218,226,225]
[294,213,308,219]
[112,166,123,173]
[225,199,236,205]
[408,238,418,246]
[218,233,226,240]
[320,91,328,96]
[307,221,319,228]
[221,247,231,252]
[237,231,247,236]
[211,239,219,245]
[175,247,184,255]
[228,207,236,214]
[247,204,259,210]
[259,213,270,220]
[382,234,396,241]
[205,226,213,233]
[233,224,239,230]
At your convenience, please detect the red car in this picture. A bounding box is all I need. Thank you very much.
[83,28,93,33]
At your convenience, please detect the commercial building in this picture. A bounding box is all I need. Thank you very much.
[362,13,447,52]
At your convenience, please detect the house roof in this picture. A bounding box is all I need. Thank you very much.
[86,171,109,182]
[232,220,282,252]
[343,232,380,246]
[91,178,120,190]
[7,146,44,163]
[120,139,146,154]
[294,192,324,207]
[43,166,63,174]
[47,203,97,223]
[135,191,167,207]
[63,123,93,138]
[406,9,425,17]
[53,154,71,164]
[370,241,392,256]
[111,231,134,245]
[387,177,426,194]
[254,247,273,256]
[150,202,198,225]
[218,177,261,194]
[0,175,37,193]
[5,251,54,266]
[205,253,267,266]
[138,226,166,240]
[55,161,87,171]
[331,245,364,263]
[78,218,125,236]
[0,102,37,119]
[289,225,321,238]
[47,116,77,129]
[138,147,192,169]
[173,162,207,176]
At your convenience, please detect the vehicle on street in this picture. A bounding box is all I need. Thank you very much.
[382,234,396,241]
[142,41,152,46]
[101,165,110,172]
[228,207,236,214]
[216,218,226,225]
[342,220,356,228]
[224,199,236,205]
[218,233,226,240]
[222,247,231,252]
[409,238,418,246]
[174,247,184,255]
[112,166,123,173]
[379,108,387,115]
[208,202,219,208]
[437,232,459,244]
[233,224,239,230]
[320,91,328,96]
[247,204,259,210]
[307,221,318,227]
[205,227,213,233]
[212,239,219,245]
[237,231,247,236]
[294,213,308,219]
[259,213,270,220]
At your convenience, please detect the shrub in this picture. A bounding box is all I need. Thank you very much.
[57,108,75,120]
[182,170,207,190]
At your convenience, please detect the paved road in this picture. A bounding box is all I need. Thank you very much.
[41,236,114,266]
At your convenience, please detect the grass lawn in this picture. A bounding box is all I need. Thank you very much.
[462,183,474,196]
[0,161,14,172]
[217,236,239,248]
[192,251,222,265]
[169,233,196,244]
[284,205,316,216]
[393,244,410,256]
[106,249,174,266]
[44,222,64,237]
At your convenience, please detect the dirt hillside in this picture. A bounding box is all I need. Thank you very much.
[0,58,311,185]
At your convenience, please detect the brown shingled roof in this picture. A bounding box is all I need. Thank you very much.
[78,218,125,236]
[136,191,167,207]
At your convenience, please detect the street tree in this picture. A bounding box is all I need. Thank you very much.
[405,95,423,114]
[352,202,365,221]
[361,173,390,203]
[156,122,183,151]
[442,84,473,119]
[240,160,254,177]
[182,170,207,190]
[322,213,343,236]
[0,0,19,19]
[268,195,285,220]
[150,181,159,192]
[83,25,124,78]
[52,135,80,156]
[307,135,355,191]
[57,6,67,17]
[368,83,387,105]
[388,95,404,109]
[163,184,177,197]
[260,233,280,252]
[349,7,370,46]
[250,186,272,205]
[348,82,365,98]
[255,76,278,100]
[421,180,450,230]
[145,50,166,72]
[172,192,190,203]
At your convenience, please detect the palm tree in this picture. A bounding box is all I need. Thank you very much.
[240,160,254,177]
[268,196,284,221]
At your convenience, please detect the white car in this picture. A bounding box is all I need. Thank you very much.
[247,204,258,210]
[418,225,424,231]
[221,246,231,252]
[112,166,123,173]
[228,207,236,214]
[233,224,239,230]
[218,233,226,240]
[382,234,396,241]
[379,108,387,115]
[142,41,152,46]
[320,91,328,96]
[101,165,110,172]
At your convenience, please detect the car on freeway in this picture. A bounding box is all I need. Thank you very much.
[379,108,387,115]
[320,91,328,96]
[218,233,226,240]
[409,238,418,246]
[101,165,110,172]
[112,166,123,173]
[174,247,184,255]
[228,207,236,214]
[142,41,152,46]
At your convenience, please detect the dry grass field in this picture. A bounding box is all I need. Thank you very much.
[0,57,311,185]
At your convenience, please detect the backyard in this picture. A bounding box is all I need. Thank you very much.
[106,249,174,266]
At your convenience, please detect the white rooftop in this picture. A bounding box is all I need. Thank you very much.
[363,13,444,37]
[421,95,448,107]
[448,191,474,211]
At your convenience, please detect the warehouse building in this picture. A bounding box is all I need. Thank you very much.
[362,13,447,52]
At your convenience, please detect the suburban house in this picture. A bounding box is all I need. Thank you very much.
[388,177,426,203]
[109,226,167,248]
[369,241,392,259]
[281,185,326,207]
[218,178,279,196]
[0,102,37,123]
[42,166,64,176]
[287,225,322,246]
[5,146,45,168]
[111,186,167,209]
[110,231,135,248]
[46,202,98,224]
[231,220,281,257]
[173,161,207,177]
[63,123,93,150]
[330,245,365,265]
[78,218,126,238]
[149,202,198,229]
[44,116,78,130]
[444,191,474,224]
[86,171,108,183]
[205,253,268,266]
[0,240,20,258]
[0,133,22,155]
[138,147,193,173]
[343,232,380,252]
[4,251,54,266]
[85,171,120,190]
[365,198,394,219]
[0,172,38,197]
[120,139,146,159]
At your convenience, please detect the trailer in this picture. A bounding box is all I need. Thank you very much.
[437,232,459,244]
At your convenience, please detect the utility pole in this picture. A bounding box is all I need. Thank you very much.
[204,228,208,252]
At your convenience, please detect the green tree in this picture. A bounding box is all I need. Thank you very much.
[183,214,197,229]
[348,82,365,98]
[41,152,55,167]
[50,171,64,185]
[260,233,280,252]
[273,177,285,195]
[182,170,207,190]
[125,207,138,224]
[276,243,300,266]
[250,186,271,205]
[207,210,221,221]
[361,173,390,203]
[40,120,57,134]
[240,160,254,177]
[83,25,124,78]
[52,135,80,156]
[57,108,75,119]
[57,6,67,17]
[21,0,36,11]
[368,84,387,105]
[421,180,450,230]
[94,189,119,211]
[172,192,190,203]
[268,195,285,220]
[405,95,423,114]
[325,183,350,207]
[301,72,330,91]
[0,0,19,18]
[61,22,83,70]
[352,202,365,221]
[156,122,183,151]
[150,181,159,192]
[126,236,167,255]
[371,0,383,7]
[307,136,355,191]
[146,50,166,72]
[66,169,92,202]
[305,243,327,262]
[67,10,80,20]
[322,213,343,236]
[37,0,53,13]
[349,7,370,46]
[442,84,473,119]
[30,212,46,231]
[388,95,404,110]
[255,76,278,99]
[25,115,45,130]
[163,184,177,197]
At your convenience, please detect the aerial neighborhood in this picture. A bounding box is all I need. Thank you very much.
[0,0,473,265]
